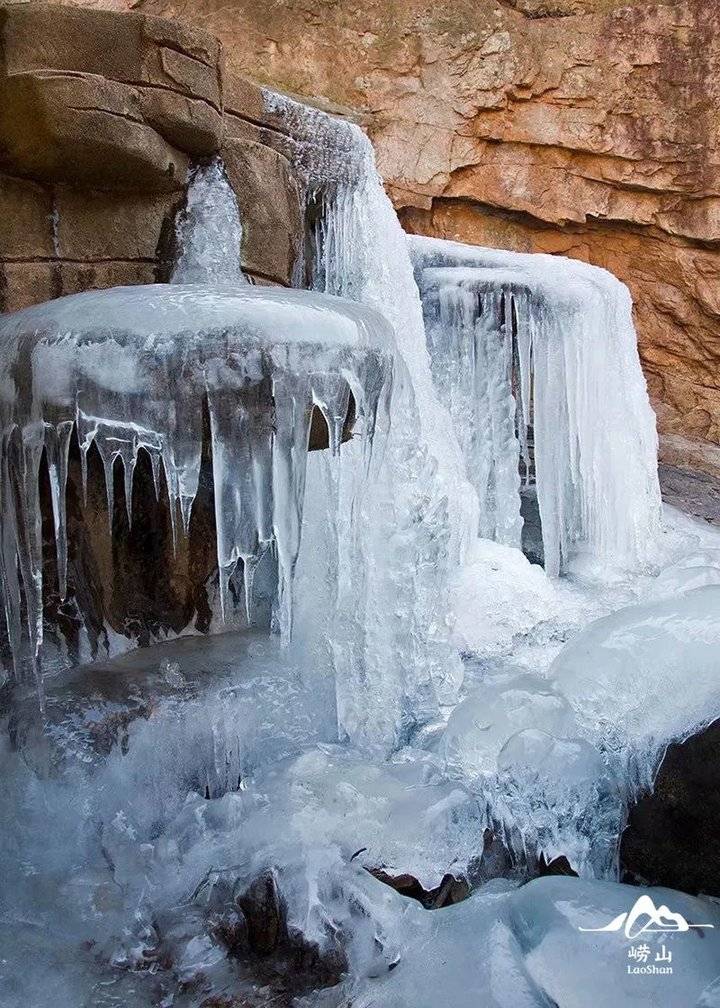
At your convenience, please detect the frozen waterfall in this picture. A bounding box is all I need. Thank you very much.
[263,91,480,750]
[410,236,662,576]
[0,285,393,678]
[171,159,247,286]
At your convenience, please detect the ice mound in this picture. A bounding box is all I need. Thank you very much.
[0,283,393,676]
[355,876,720,1008]
[649,549,720,599]
[441,675,573,778]
[449,538,558,657]
[409,235,662,577]
[550,586,720,779]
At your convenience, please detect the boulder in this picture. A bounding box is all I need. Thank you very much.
[620,720,720,898]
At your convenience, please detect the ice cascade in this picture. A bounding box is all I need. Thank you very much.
[170,158,247,285]
[0,284,393,678]
[410,236,662,575]
[263,92,480,749]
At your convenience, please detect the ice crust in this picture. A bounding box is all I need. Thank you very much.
[409,236,662,575]
[0,283,393,674]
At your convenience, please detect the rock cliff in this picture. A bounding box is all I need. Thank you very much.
[0,2,303,309]
[70,0,719,479]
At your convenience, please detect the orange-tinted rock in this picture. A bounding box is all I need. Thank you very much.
[114,0,720,476]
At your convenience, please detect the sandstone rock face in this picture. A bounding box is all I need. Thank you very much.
[0,2,304,311]
[112,0,720,478]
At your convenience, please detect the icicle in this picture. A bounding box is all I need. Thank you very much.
[18,422,45,659]
[271,371,314,644]
[241,553,258,624]
[45,420,73,599]
[311,374,351,456]
[149,449,162,502]
[0,241,394,682]
[409,234,662,576]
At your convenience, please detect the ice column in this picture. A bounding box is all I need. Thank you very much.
[411,238,662,577]
[263,92,479,751]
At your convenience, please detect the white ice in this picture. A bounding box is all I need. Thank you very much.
[0,283,393,673]
[409,236,662,578]
[170,158,247,285]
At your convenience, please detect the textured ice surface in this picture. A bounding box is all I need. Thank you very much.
[0,283,392,675]
[171,158,247,285]
[409,236,662,577]
[263,92,479,750]
[442,675,573,778]
[649,549,720,599]
[353,876,720,1008]
[449,538,559,657]
[551,585,720,786]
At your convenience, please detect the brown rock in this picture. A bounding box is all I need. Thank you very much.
[0,70,188,190]
[138,86,222,157]
[0,258,58,312]
[118,0,720,477]
[223,137,302,285]
[0,171,54,257]
[621,719,720,897]
[0,3,222,107]
[53,185,179,260]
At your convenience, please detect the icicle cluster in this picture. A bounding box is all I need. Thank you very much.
[263,92,479,751]
[410,237,662,576]
[0,284,393,677]
[170,158,247,285]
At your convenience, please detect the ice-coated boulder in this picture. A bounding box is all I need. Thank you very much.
[409,235,662,577]
[0,282,393,676]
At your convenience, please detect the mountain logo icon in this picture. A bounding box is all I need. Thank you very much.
[579,895,715,940]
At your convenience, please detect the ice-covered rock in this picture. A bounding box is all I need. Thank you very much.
[409,236,662,578]
[550,586,720,773]
[0,283,393,676]
[353,875,720,1008]
[649,550,720,599]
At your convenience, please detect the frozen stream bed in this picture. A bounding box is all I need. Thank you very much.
[3,506,720,1008]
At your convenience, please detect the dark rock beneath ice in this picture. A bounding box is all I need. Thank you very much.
[366,829,577,910]
[620,719,720,897]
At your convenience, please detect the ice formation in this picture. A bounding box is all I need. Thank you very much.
[409,236,662,576]
[170,158,247,285]
[0,284,393,676]
[5,76,720,1008]
[551,584,720,787]
[263,92,480,749]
